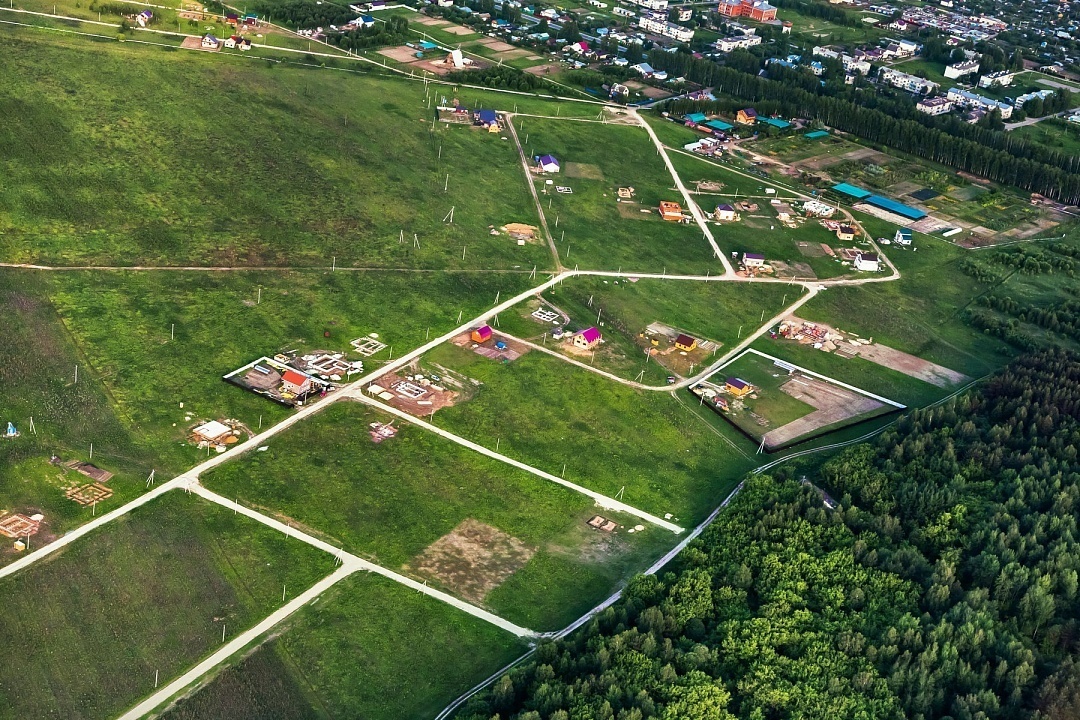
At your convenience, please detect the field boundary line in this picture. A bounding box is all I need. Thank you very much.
[349,393,685,533]
[732,348,907,408]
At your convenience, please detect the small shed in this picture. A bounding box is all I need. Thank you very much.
[674,334,697,352]
[714,203,736,221]
[193,420,232,443]
[743,252,766,267]
[281,369,312,395]
[836,225,856,241]
[471,325,493,343]
[573,327,601,349]
[726,377,752,397]
[894,228,913,245]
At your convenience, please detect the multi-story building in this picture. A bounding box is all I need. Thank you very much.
[879,67,939,94]
[1014,89,1055,108]
[944,59,979,79]
[715,34,762,51]
[717,0,777,22]
[946,87,1014,118]
[916,96,954,115]
[638,15,694,42]
[978,70,1018,88]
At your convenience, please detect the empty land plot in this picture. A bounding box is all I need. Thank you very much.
[426,344,758,523]
[513,118,714,272]
[46,270,533,475]
[0,492,335,720]
[162,573,527,720]
[203,402,673,630]
[668,150,796,199]
[0,34,549,270]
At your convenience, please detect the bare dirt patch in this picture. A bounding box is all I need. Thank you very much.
[410,519,535,603]
[450,331,528,362]
[378,45,424,63]
[565,162,604,180]
[784,315,969,387]
[364,369,462,415]
[524,63,555,76]
[483,40,516,51]
[762,375,885,448]
[415,15,450,25]
[494,48,531,60]
[443,24,479,35]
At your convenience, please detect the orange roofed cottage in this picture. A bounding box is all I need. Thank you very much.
[659,201,683,221]
[726,377,753,397]
[471,325,493,343]
[281,369,312,396]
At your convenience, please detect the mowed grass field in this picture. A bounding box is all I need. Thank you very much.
[203,402,673,630]
[0,32,551,270]
[0,491,335,720]
[162,573,526,720]
[44,270,532,475]
[427,343,757,523]
[514,117,719,273]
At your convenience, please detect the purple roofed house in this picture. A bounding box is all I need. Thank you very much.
[573,326,601,349]
[535,154,560,173]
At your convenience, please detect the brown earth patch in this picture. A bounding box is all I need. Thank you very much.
[442,24,479,35]
[762,374,885,449]
[378,45,424,63]
[410,519,535,603]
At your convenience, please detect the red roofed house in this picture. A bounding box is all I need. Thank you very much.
[281,369,312,396]
[573,327,602,350]
[471,325,493,343]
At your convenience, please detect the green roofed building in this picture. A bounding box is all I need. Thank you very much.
[759,117,792,129]
[832,183,872,199]
[805,130,829,139]
[705,119,734,132]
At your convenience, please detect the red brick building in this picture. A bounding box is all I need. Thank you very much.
[717,0,777,22]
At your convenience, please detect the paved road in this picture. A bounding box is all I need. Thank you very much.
[349,392,685,533]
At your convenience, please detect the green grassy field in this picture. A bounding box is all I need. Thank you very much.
[667,148,798,199]
[43,270,532,475]
[0,31,553,270]
[162,573,526,720]
[427,343,757,522]
[512,117,719,273]
[1009,120,1080,158]
[203,402,673,630]
[0,491,335,720]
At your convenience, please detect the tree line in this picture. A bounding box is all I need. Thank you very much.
[653,53,1080,202]
[458,348,1080,720]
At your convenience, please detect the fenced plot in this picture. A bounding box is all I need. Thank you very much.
[0,514,40,538]
[65,483,114,506]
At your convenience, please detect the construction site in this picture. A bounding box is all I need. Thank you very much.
[690,350,904,451]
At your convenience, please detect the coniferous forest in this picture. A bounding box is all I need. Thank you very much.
[459,349,1080,720]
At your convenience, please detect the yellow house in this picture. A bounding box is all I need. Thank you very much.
[726,377,752,397]
[674,334,697,352]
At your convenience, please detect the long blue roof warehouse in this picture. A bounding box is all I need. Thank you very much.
[831,183,927,220]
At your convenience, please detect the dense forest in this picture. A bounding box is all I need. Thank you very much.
[656,57,1080,203]
[459,349,1080,720]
